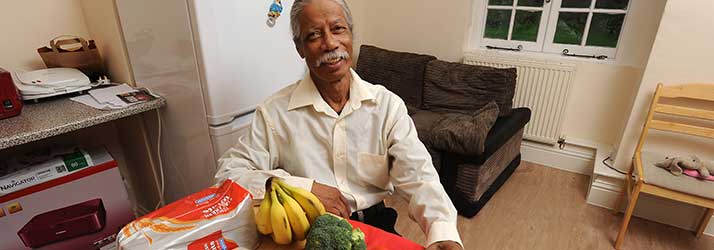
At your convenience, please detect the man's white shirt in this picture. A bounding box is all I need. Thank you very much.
[216,69,462,246]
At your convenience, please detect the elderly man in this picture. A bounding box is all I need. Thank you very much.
[215,0,463,249]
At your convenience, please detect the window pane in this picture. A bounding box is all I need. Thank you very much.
[489,0,513,6]
[553,12,588,45]
[512,10,541,41]
[586,13,625,47]
[561,0,592,8]
[595,0,629,9]
[517,0,543,7]
[485,10,511,40]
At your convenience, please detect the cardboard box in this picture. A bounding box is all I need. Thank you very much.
[0,147,134,250]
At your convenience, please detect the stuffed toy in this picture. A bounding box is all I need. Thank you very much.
[655,155,714,178]
[683,169,714,181]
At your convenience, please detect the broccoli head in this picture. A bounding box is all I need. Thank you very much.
[311,214,352,230]
[305,225,352,250]
[350,228,366,250]
[305,214,368,250]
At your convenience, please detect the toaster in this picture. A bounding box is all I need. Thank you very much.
[0,68,23,120]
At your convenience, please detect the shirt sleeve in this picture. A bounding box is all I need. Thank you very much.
[215,106,314,199]
[385,99,463,248]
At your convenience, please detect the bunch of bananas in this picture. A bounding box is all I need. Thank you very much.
[256,178,326,245]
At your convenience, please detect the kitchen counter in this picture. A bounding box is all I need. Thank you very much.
[0,96,165,150]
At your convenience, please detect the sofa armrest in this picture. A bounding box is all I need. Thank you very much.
[444,107,531,166]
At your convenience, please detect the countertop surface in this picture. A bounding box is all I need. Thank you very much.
[0,96,166,150]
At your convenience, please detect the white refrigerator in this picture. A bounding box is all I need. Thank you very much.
[116,0,305,201]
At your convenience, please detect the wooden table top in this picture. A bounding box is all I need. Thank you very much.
[254,236,305,250]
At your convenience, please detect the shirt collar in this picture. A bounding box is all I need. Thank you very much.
[287,69,376,113]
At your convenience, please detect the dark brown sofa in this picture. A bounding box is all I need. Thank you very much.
[356,45,531,217]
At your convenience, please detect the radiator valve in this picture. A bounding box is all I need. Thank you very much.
[557,137,567,149]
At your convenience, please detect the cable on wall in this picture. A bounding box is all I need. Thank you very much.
[603,156,627,175]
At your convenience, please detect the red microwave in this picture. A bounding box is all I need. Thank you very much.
[0,68,23,119]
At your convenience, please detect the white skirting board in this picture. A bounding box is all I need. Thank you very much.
[520,139,596,175]
[521,139,713,236]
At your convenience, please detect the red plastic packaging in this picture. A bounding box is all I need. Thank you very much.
[348,220,425,250]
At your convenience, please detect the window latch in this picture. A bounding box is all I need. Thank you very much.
[561,49,607,60]
[486,45,523,52]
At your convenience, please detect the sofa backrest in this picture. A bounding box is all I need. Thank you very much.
[423,60,516,117]
[355,45,436,108]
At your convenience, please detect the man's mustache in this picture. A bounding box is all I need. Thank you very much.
[315,50,350,67]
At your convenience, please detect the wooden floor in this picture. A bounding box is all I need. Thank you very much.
[385,162,714,250]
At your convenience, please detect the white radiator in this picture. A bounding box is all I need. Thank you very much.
[463,53,576,145]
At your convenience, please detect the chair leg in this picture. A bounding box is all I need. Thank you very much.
[612,164,634,215]
[696,208,714,237]
[615,182,642,250]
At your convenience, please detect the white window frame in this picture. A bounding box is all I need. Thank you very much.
[479,2,552,52]
[475,0,632,59]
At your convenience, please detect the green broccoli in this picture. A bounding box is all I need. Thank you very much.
[311,214,352,230]
[350,228,367,250]
[305,215,368,250]
[305,225,352,250]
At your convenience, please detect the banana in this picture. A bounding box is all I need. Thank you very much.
[275,184,310,241]
[255,190,273,235]
[275,179,326,224]
[269,185,292,245]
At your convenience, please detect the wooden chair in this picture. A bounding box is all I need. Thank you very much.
[613,83,714,249]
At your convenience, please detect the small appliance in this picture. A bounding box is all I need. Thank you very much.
[0,68,23,119]
[15,67,92,101]
[17,198,106,248]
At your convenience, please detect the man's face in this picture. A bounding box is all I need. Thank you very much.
[295,0,353,84]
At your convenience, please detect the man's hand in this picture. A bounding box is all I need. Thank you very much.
[311,182,351,218]
[426,241,463,250]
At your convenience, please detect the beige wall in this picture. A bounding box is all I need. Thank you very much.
[351,0,665,147]
[80,0,135,85]
[0,0,133,84]
[561,64,643,144]
[613,0,714,170]
[0,0,90,72]
[346,0,367,61]
[357,0,472,62]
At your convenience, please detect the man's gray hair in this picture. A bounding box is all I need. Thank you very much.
[290,0,354,45]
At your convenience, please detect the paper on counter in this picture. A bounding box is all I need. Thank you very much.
[70,95,118,110]
[89,84,137,107]
[70,84,138,110]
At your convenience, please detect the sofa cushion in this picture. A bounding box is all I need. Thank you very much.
[423,60,517,117]
[428,102,500,155]
[641,151,714,199]
[356,45,436,108]
[410,109,443,171]
[449,108,531,165]
[410,109,442,143]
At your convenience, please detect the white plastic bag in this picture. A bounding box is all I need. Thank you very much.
[117,180,258,250]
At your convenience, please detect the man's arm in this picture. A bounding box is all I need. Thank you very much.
[385,99,463,249]
[215,106,313,198]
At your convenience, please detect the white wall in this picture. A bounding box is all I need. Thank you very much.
[0,0,91,72]
[352,0,665,147]
[613,0,714,170]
